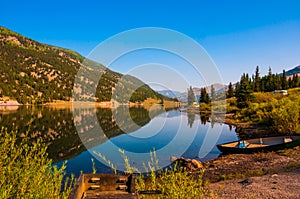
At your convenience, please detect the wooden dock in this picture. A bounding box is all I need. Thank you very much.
[68,174,137,199]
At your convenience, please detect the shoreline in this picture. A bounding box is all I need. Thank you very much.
[202,145,300,198]
[224,117,285,139]
[199,115,300,198]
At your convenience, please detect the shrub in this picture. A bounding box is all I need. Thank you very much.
[0,128,73,198]
[269,98,299,134]
[95,150,207,198]
[235,94,300,134]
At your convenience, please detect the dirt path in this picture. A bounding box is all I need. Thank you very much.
[206,172,300,199]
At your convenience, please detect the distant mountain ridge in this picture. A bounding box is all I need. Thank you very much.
[157,83,226,102]
[156,90,181,99]
[0,26,167,104]
[285,65,300,77]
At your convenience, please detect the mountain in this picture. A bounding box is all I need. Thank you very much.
[156,90,181,99]
[0,105,165,162]
[0,26,167,104]
[285,65,300,77]
[171,84,226,102]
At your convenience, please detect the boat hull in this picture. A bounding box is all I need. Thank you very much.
[217,136,300,154]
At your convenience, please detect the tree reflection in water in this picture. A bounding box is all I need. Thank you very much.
[0,105,167,162]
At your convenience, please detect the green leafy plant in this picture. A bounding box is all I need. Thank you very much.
[94,149,207,198]
[0,127,74,198]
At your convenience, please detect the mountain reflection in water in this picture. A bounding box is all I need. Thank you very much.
[0,105,237,176]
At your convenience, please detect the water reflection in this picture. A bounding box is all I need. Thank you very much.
[0,105,168,162]
[187,112,195,128]
[0,105,238,175]
[188,112,219,128]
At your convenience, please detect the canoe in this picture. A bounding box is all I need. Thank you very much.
[217,135,300,154]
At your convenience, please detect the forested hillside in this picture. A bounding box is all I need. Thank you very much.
[0,26,166,104]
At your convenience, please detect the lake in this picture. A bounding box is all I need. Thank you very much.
[0,105,238,176]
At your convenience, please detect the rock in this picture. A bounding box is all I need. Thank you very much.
[208,164,215,168]
[191,159,203,169]
[171,156,203,171]
[238,178,251,185]
[271,174,278,178]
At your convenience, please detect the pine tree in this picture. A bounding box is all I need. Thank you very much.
[254,66,260,92]
[200,87,210,104]
[292,74,299,88]
[288,77,293,88]
[236,73,254,108]
[227,82,234,98]
[281,70,288,89]
[266,67,274,91]
[187,86,196,106]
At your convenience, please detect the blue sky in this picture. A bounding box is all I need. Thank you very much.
[1,0,300,91]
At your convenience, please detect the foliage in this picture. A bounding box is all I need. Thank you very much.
[226,82,234,98]
[235,92,300,134]
[0,127,74,198]
[0,26,168,104]
[234,66,300,96]
[228,66,300,133]
[187,86,196,106]
[254,66,260,92]
[226,97,239,113]
[199,87,210,104]
[235,73,254,108]
[228,66,299,109]
[268,98,299,134]
[95,150,207,199]
[200,103,211,112]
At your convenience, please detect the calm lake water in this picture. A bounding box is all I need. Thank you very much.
[0,105,238,176]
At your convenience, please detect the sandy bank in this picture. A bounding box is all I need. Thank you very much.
[202,146,300,198]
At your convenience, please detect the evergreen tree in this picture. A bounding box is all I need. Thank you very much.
[266,67,274,91]
[254,66,260,92]
[227,82,234,98]
[199,87,210,104]
[274,74,282,90]
[281,70,288,90]
[187,86,196,106]
[288,77,293,88]
[292,74,299,88]
[235,82,240,97]
[235,73,254,108]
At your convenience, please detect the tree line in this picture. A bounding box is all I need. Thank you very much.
[228,66,300,108]
[187,66,300,108]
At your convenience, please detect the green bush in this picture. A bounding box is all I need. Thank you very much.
[269,98,299,134]
[200,103,211,112]
[0,128,73,198]
[95,150,207,199]
[234,94,300,134]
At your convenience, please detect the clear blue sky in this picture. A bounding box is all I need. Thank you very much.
[1,0,300,91]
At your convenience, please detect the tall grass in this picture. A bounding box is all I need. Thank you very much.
[0,127,74,198]
[94,149,207,199]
